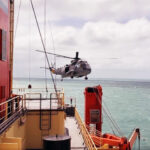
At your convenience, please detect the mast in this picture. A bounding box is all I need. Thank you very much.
[9,0,14,96]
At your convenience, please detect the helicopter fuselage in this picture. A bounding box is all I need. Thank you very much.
[53,60,91,79]
[37,50,91,80]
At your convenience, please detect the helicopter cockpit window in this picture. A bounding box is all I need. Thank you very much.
[76,64,80,68]
[65,65,69,73]
[72,61,77,65]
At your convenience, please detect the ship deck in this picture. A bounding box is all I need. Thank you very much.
[65,117,86,150]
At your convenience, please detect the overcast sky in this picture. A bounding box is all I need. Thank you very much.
[13,0,150,79]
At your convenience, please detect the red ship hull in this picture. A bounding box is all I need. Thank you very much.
[0,0,10,120]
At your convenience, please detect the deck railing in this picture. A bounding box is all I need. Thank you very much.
[75,108,97,150]
[0,88,65,134]
[13,88,63,96]
[0,95,25,124]
[24,93,64,110]
[12,88,65,110]
[0,95,26,135]
[75,109,120,150]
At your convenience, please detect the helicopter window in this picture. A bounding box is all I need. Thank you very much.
[65,65,69,73]
[76,64,80,68]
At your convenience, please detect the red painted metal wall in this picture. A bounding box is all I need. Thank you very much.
[0,0,10,119]
[84,85,103,132]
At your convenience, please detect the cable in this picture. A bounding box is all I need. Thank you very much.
[93,87,124,136]
[102,105,123,136]
[48,23,57,82]
[44,0,48,92]
[30,0,58,95]
[14,0,22,40]
[138,130,140,150]
[28,0,31,87]
[102,99,124,136]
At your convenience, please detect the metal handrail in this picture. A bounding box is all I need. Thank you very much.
[75,111,119,150]
[75,108,97,150]
[13,88,63,95]
[22,90,64,110]
[0,95,21,106]
[0,95,25,124]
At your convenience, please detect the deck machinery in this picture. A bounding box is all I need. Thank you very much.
[84,85,140,150]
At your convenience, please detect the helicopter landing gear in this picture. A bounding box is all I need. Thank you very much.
[61,78,63,81]
[85,76,88,80]
[71,76,74,79]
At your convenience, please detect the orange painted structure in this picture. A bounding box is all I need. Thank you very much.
[91,129,140,150]
[84,85,140,150]
[84,85,103,132]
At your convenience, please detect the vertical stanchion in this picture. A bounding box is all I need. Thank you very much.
[17,96,20,111]
[24,94,26,109]
[12,98,14,114]
[5,102,8,120]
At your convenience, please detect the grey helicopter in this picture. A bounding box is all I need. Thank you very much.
[36,50,91,80]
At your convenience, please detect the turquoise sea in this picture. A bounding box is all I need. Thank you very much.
[13,78,150,149]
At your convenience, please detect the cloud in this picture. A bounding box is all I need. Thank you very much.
[13,0,150,79]
[15,0,150,23]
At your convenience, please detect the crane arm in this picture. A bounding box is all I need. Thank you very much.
[129,128,140,149]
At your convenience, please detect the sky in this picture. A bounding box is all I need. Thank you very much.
[13,0,150,79]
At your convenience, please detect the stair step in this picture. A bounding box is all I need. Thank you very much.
[41,118,49,121]
[42,130,49,132]
[41,126,50,129]
[41,117,49,119]
[42,124,49,127]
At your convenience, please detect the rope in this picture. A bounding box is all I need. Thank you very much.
[44,0,48,92]
[28,0,31,85]
[102,99,124,136]
[14,0,22,40]
[30,0,58,95]
[102,105,123,136]
[93,87,124,137]
[48,23,57,81]
[138,135,140,150]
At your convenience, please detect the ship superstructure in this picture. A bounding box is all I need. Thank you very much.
[0,0,13,118]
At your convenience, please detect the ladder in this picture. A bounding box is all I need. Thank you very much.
[39,94,51,137]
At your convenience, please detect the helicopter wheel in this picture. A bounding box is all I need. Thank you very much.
[71,76,74,79]
[85,76,88,80]
[61,78,63,81]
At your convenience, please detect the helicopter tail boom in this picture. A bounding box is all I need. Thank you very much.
[40,67,56,74]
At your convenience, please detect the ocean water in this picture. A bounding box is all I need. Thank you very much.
[13,78,150,149]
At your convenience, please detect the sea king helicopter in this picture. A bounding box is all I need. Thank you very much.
[36,50,91,80]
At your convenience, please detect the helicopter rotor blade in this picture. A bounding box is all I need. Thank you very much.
[36,50,75,59]
[40,67,50,70]
[104,57,120,59]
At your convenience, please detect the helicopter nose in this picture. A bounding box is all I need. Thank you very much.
[86,65,91,73]
[87,68,91,73]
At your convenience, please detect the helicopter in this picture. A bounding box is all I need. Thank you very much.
[36,50,91,80]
